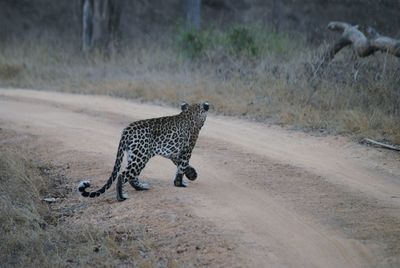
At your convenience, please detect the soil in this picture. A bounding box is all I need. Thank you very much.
[1,89,399,267]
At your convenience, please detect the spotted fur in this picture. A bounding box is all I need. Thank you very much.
[78,102,209,201]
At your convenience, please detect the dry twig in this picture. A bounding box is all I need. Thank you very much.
[363,138,400,152]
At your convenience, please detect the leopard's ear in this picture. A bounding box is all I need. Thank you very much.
[180,101,189,112]
[203,102,209,111]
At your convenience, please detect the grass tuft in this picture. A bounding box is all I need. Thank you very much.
[0,64,23,80]
[227,26,258,56]
[0,141,142,266]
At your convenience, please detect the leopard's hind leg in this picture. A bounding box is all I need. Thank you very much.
[116,150,151,201]
[126,150,151,191]
[116,171,129,202]
[116,170,150,202]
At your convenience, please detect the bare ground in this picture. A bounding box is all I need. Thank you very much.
[1,89,400,267]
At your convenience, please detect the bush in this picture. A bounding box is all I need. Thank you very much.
[227,26,258,56]
[0,63,23,80]
[178,30,207,58]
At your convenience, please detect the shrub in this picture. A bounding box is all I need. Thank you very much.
[227,26,258,56]
[178,30,207,58]
[0,63,23,80]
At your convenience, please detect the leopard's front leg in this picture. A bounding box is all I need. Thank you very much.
[172,154,190,187]
[172,158,197,186]
[184,166,197,181]
[174,172,187,187]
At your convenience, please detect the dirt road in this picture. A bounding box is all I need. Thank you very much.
[1,89,400,267]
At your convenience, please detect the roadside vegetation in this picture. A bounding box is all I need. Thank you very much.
[0,137,149,266]
[0,25,399,143]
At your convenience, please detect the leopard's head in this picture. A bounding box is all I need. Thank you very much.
[180,101,209,127]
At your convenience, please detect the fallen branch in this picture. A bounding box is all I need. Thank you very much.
[363,138,400,151]
[313,21,400,76]
[327,21,400,59]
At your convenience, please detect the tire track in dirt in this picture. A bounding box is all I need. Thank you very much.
[1,89,400,267]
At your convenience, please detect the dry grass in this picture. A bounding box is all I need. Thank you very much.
[0,139,150,267]
[0,29,399,144]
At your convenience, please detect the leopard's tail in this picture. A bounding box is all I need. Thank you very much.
[78,140,124,198]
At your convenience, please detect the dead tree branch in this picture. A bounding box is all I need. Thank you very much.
[363,138,400,152]
[326,21,400,61]
[312,21,400,77]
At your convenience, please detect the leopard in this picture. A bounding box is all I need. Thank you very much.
[78,101,209,202]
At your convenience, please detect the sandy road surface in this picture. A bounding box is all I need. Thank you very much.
[1,89,400,267]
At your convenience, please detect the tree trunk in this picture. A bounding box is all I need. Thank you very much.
[271,0,283,32]
[81,0,121,53]
[186,0,201,31]
[82,0,93,52]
